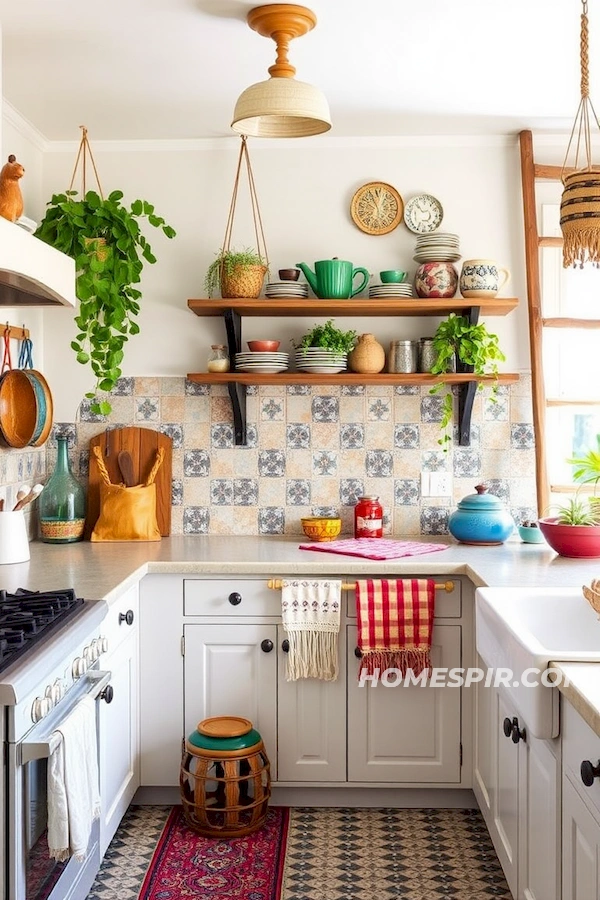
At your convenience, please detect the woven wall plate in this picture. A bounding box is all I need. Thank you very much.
[350,181,403,235]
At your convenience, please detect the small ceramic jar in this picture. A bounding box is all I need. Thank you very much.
[414,262,458,299]
[448,484,514,545]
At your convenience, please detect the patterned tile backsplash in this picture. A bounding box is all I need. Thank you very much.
[0,375,537,538]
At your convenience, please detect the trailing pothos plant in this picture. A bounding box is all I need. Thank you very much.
[35,189,176,415]
[429,313,506,449]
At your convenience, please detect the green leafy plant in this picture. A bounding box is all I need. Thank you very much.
[35,189,176,415]
[293,319,358,353]
[429,314,506,448]
[567,434,600,492]
[204,248,267,298]
[553,495,600,525]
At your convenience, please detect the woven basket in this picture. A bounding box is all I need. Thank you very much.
[560,168,600,267]
[221,263,267,299]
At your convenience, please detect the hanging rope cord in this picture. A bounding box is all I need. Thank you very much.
[562,0,600,177]
[221,135,269,266]
[68,126,104,198]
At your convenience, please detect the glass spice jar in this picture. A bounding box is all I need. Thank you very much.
[354,495,384,538]
[207,344,230,373]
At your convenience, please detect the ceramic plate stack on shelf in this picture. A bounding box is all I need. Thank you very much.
[265,281,309,299]
[369,283,414,298]
[235,351,290,374]
[413,232,461,263]
[295,349,348,374]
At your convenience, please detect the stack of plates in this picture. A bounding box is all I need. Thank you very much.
[369,283,414,298]
[413,232,461,263]
[295,349,348,374]
[265,281,309,299]
[235,351,290,374]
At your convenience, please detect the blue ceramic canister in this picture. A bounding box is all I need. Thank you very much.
[448,484,514,545]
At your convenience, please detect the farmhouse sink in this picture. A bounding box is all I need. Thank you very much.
[475,587,600,739]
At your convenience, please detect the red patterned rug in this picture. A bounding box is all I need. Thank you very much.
[138,806,289,899]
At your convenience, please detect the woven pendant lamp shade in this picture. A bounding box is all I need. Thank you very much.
[231,4,331,139]
[560,0,600,267]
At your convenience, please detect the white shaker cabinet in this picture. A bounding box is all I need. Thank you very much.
[183,622,278,780]
[98,584,140,856]
[277,624,347,783]
[562,776,600,900]
[346,623,462,783]
[474,680,560,900]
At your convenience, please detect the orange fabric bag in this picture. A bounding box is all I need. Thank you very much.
[90,445,164,542]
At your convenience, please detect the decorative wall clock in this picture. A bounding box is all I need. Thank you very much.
[350,181,403,235]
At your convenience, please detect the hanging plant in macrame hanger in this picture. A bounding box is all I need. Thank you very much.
[560,0,600,268]
[35,126,176,415]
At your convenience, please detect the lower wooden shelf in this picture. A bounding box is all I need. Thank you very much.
[186,372,520,386]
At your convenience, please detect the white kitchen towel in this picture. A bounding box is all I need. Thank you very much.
[47,695,101,862]
[281,579,342,681]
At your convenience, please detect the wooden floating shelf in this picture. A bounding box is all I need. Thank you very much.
[187,372,520,386]
[187,297,519,318]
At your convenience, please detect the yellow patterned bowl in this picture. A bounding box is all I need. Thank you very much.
[301,517,342,542]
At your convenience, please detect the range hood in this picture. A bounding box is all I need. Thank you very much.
[0,215,76,307]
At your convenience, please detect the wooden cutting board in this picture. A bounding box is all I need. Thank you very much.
[85,426,172,538]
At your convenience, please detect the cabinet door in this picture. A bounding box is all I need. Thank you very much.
[492,688,519,899]
[563,774,600,900]
[473,660,496,822]
[519,732,560,900]
[347,624,461,783]
[184,623,278,780]
[99,629,139,856]
[277,624,346,783]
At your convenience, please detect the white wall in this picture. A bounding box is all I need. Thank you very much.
[40,134,531,420]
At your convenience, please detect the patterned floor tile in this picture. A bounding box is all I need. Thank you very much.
[86,805,511,900]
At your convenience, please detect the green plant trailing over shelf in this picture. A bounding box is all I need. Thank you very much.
[292,319,358,353]
[35,189,176,415]
[429,313,506,449]
[204,247,268,299]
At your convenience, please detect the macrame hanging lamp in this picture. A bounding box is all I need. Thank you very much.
[560,0,600,267]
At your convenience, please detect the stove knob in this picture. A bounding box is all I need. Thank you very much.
[100,636,109,654]
[44,683,60,707]
[72,656,88,679]
[83,645,92,664]
[31,696,52,723]
[89,639,100,661]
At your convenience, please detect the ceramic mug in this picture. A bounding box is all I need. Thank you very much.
[0,510,30,564]
[459,259,510,299]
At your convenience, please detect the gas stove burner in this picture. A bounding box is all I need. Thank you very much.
[0,588,85,674]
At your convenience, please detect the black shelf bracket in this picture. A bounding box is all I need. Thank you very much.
[456,306,481,447]
[223,307,247,445]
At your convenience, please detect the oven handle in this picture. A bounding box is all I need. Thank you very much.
[19,669,112,765]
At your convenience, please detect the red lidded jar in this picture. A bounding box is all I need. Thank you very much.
[354,495,383,538]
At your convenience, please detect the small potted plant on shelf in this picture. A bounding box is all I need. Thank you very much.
[35,189,176,415]
[204,247,268,299]
[292,319,357,373]
[428,313,506,448]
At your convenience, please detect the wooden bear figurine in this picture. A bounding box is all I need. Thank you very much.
[0,155,25,222]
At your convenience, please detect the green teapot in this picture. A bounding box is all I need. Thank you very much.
[296,258,369,299]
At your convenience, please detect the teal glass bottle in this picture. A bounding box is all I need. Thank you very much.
[39,437,86,543]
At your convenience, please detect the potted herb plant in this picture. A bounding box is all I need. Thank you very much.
[539,494,600,557]
[35,189,176,415]
[429,313,506,448]
[204,248,268,299]
[292,319,358,373]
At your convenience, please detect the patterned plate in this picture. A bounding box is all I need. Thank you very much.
[404,194,444,234]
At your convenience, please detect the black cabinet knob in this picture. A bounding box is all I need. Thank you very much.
[119,609,134,626]
[511,718,526,744]
[503,717,513,738]
[581,759,600,787]
[354,646,362,659]
[261,639,274,653]
[228,592,242,606]
[100,685,114,704]
[282,640,290,653]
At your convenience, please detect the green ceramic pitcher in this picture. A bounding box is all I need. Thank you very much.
[296,258,369,299]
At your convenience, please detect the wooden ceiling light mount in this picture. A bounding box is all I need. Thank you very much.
[231,4,331,138]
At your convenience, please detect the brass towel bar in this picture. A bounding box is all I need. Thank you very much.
[266,579,455,593]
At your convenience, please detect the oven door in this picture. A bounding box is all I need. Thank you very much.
[8,669,111,900]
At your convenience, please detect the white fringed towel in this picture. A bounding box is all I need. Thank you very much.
[281,579,342,681]
[47,694,101,862]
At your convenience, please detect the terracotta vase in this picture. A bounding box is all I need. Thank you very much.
[414,262,458,299]
[348,333,386,374]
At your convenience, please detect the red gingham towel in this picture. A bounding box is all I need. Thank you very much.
[356,578,435,677]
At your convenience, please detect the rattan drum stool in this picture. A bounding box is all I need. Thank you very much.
[180,716,271,837]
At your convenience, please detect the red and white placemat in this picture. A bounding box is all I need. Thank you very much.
[298,538,448,561]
